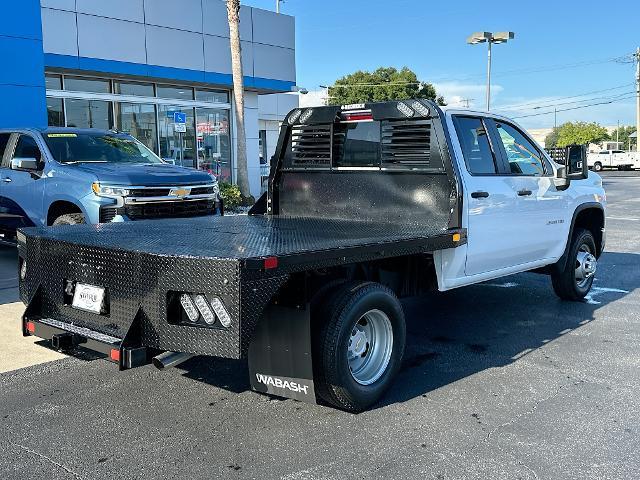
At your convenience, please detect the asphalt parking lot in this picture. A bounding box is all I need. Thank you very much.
[1,171,639,479]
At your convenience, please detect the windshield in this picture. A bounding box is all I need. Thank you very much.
[44,132,164,164]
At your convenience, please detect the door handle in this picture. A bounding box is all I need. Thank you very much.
[2,178,11,183]
[517,189,532,196]
[471,191,489,198]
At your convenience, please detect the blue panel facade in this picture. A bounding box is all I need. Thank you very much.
[40,2,296,93]
[0,0,46,128]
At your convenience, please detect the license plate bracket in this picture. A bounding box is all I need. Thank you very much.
[72,283,106,314]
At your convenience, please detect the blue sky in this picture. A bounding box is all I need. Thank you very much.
[242,0,638,129]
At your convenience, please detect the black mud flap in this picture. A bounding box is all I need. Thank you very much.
[247,304,317,404]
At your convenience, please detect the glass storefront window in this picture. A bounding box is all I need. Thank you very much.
[114,81,154,97]
[196,108,231,180]
[115,103,158,153]
[64,76,111,93]
[195,89,229,104]
[158,105,196,167]
[157,85,194,101]
[45,74,62,90]
[65,98,113,129]
[46,97,64,127]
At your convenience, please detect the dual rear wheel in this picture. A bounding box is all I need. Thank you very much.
[311,282,405,412]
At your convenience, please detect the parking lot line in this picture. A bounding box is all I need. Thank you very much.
[0,302,66,373]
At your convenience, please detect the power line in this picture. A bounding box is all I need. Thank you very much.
[494,83,634,111]
[430,52,635,84]
[500,90,635,113]
[512,94,636,119]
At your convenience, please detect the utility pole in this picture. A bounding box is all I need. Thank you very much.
[635,47,639,151]
[460,98,474,108]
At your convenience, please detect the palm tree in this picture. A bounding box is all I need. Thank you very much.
[226,0,252,202]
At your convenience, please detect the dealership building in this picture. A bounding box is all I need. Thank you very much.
[1,1,298,196]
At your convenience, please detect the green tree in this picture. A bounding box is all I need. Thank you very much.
[328,67,445,106]
[556,121,609,147]
[608,125,637,150]
[544,127,560,148]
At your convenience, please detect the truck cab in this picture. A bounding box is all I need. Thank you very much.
[0,128,221,244]
[436,108,605,289]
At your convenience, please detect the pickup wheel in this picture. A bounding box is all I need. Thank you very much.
[593,162,603,172]
[551,228,597,301]
[312,281,405,412]
[52,213,85,226]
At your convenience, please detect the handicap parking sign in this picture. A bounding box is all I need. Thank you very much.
[173,112,187,132]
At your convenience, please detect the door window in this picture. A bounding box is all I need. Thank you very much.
[13,135,42,162]
[495,122,545,176]
[453,116,497,174]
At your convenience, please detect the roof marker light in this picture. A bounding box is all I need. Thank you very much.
[299,109,313,124]
[397,102,414,117]
[288,109,302,125]
[411,101,430,117]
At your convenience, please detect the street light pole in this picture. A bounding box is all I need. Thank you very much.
[486,40,492,111]
[635,46,639,152]
[467,31,515,111]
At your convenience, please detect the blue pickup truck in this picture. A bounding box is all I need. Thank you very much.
[0,128,221,245]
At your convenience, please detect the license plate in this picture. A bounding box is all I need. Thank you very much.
[72,283,105,314]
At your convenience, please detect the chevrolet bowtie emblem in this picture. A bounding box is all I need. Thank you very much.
[170,188,191,198]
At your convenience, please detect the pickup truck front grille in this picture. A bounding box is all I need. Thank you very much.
[129,186,215,197]
[100,200,215,222]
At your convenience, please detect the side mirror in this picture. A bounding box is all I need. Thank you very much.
[11,157,40,171]
[565,144,588,180]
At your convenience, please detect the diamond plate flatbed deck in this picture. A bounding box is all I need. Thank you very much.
[21,215,465,272]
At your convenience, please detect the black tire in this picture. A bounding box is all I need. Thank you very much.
[593,162,603,172]
[52,213,85,226]
[551,228,597,301]
[312,281,406,412]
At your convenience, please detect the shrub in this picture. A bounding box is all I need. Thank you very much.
[219,182,242,210]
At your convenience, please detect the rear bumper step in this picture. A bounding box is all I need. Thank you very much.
[23,316,150,370]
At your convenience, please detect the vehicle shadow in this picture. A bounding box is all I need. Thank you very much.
[175,251,637,409]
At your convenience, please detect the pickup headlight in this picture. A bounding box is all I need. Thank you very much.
[92,183,130,197]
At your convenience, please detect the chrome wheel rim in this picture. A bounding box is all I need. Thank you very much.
[347,309,393,385]
[575,244,597,288]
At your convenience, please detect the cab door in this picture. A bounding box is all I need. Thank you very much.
[491,120,568,262]
[452,116,523,275]
[0,133,46,233]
